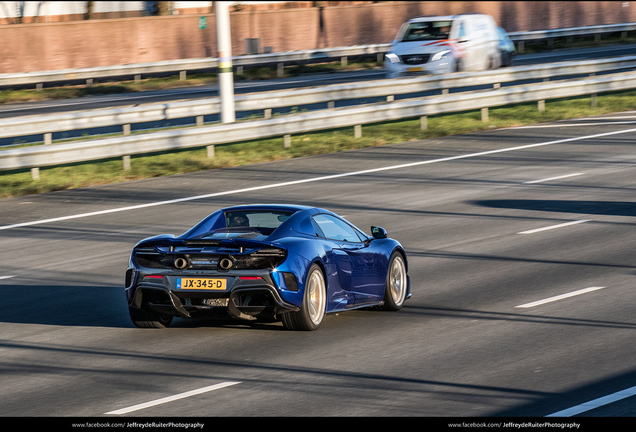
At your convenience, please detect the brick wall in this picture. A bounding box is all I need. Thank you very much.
[1,1,634,74]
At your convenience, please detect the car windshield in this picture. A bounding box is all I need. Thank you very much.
[401,21,453,42]
[189,210,294,240]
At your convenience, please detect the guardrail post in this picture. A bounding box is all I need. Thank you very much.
[538,100,545,112]
[123,155,131,170]
[36,83,43,91]
[328,101,335,109]
[44,133,52,145]
[180,71,186,80]
[264,109,272,119]
[341,56,348,67]
[591,94,598,107]
[86,78,93,87]
[31,167,39,180]
[207,145,215,158]
[377,53,383,64]
[135,75,141,83]
[278,63,284,78]
[481,107,489,122]
[196,115,204,126]
[442,89,449,95]
[493,83,500,89]
[354,124,361,138]
[387,95,394,102]
[284,134,291,148]
[123,124,131,135]
[517,41,524,54]
[420,116,427,130]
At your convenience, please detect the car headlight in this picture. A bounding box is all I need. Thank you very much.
[385,53,400,63]
[431,50,451,62]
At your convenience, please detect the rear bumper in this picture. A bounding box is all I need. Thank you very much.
[127,274,300,321]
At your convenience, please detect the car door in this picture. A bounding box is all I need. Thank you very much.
[454,19,472,70]
[312,214,384,305]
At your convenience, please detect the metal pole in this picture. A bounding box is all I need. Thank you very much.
[215,1,235,123]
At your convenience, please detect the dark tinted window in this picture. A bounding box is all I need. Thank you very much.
[313,214,363,242]
[225,210,292,229]
[188,210,293,239]
[401,20,453,41]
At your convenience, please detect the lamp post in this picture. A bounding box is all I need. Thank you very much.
[215,1,235,123]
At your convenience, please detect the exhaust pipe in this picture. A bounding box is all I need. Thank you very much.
[219,258,234,270]
[174,257,189,269]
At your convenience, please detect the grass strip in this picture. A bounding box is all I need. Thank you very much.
[2,89,636,199]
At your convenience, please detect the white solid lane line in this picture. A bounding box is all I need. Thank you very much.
[515,287,605,309]
[105,381,241,415]
[524,173,585,184]
[517,220,589,235]
[546,385,636,417]
[515,121,636,128]
[3,126,636,232]
[567,116,636,120]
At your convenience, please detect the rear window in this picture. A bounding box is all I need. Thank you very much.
[225,210,292,229]
[187,210,294,239]
[401,21,453,42]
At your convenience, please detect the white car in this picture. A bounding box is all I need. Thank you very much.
[385,13,501,79]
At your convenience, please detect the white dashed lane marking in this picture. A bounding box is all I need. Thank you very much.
[515,287,605,309]
[105,382,241,415]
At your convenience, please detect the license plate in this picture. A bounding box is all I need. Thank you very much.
[176,278,227,290]
[203,298,229,307]
[407,66,423,72]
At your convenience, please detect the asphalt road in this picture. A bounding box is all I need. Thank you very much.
[2,112,636,420]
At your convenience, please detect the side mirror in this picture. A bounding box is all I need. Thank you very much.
[371,226,388,239]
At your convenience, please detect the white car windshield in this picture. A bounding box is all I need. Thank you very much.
[401,21,453,42]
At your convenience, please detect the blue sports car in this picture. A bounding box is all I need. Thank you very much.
[125,204,411,330]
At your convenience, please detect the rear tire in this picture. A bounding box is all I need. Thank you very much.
[281,264,326,331]
[378,252,408,311]
[129,306,173,329]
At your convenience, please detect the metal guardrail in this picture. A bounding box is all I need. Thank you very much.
[0,44,390,89]
[508,22,636,41]
[508,22,636,53]
[2,70,635,178]
[1,22,635,89]
[2,55,636,143]
[5,55,636,141]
